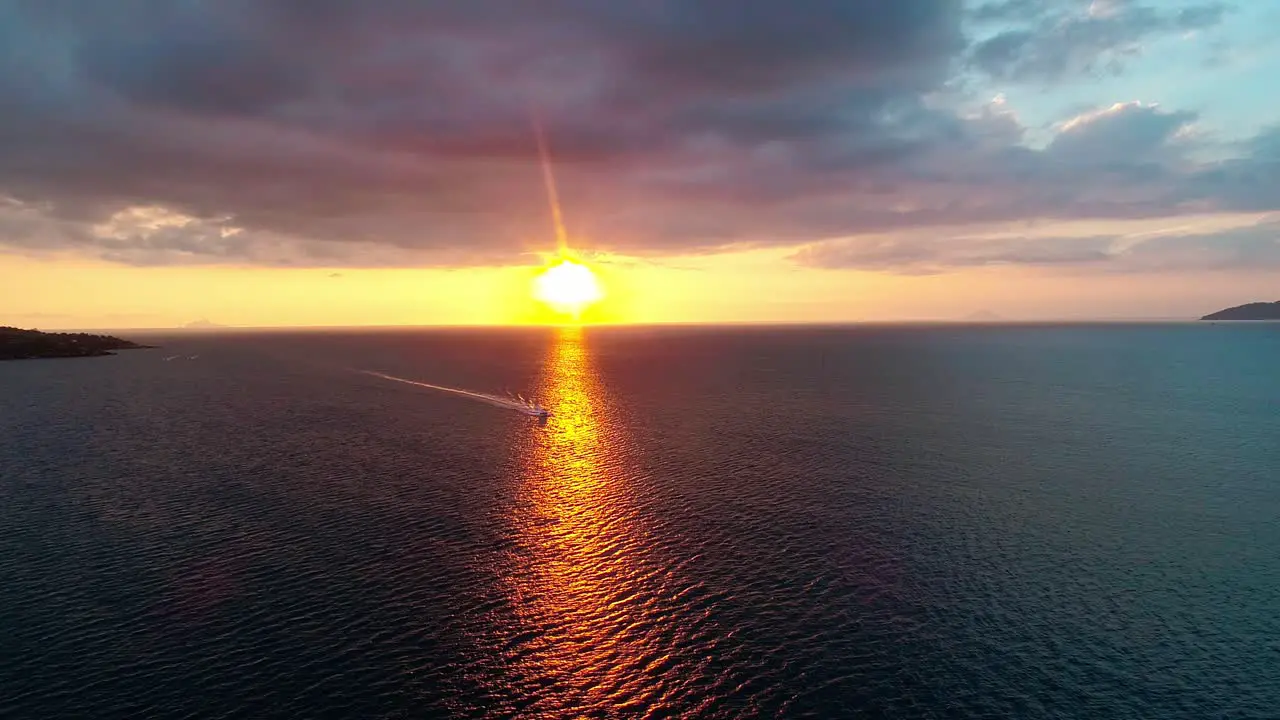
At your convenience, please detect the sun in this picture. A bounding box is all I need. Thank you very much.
[533,258,604,316]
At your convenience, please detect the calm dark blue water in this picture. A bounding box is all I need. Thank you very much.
[2,324,1277,718]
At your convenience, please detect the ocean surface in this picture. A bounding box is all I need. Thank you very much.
[2,323,1278,719]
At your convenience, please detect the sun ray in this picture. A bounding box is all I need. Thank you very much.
[524,110,608,322]
[531,110,569,253]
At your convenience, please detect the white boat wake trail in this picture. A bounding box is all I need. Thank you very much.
[359,370,549,417]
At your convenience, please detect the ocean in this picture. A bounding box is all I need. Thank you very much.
[2,323,1277,718]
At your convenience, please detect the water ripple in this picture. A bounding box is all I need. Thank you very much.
[1,325,1278,718]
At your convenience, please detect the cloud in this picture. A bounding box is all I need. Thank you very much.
[0,0,1272,272]
[970,0,1228,81]
[1115,218,1280,271]
[0,0,970,265]
[792,233,1116,274]
[1247,125,1280,160]
[793,216,1280,274]
[1047,102,1197,165]
[970,0,1052,23]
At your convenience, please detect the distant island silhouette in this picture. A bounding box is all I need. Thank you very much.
[1200,302,1280,321]
[0,326,153,360]
[184,319,228,329]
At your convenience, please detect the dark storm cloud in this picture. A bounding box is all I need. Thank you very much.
[970,0,1229,81]
[0,0,1272,270]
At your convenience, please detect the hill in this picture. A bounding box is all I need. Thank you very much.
[0,326,153,360]
[1200,302,1280,321]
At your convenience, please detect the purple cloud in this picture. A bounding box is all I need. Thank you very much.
[0,0,1273,270]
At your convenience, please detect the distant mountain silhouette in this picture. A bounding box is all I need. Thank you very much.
[1200,302,1280,321]
[1,326,152,360]
[184,319,228,329]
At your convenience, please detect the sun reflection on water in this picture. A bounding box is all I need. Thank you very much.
[499,326,675,715]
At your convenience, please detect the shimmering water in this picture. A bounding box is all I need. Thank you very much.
[2,324,1278,719]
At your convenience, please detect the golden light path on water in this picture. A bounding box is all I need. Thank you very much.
[491,327,716,717]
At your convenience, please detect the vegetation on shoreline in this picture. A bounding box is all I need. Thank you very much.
[0,326,154,360]
[1201,302,1280,321]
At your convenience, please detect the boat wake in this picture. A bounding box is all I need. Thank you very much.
[359,370,551,420]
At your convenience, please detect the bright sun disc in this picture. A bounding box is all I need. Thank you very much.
[534,259,604,314]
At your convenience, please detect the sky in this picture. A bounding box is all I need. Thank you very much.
[2,0,1279,328]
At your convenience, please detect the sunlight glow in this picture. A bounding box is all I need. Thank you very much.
[533,259,604,317]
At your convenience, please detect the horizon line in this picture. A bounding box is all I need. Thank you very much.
[23,317,1229,333]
